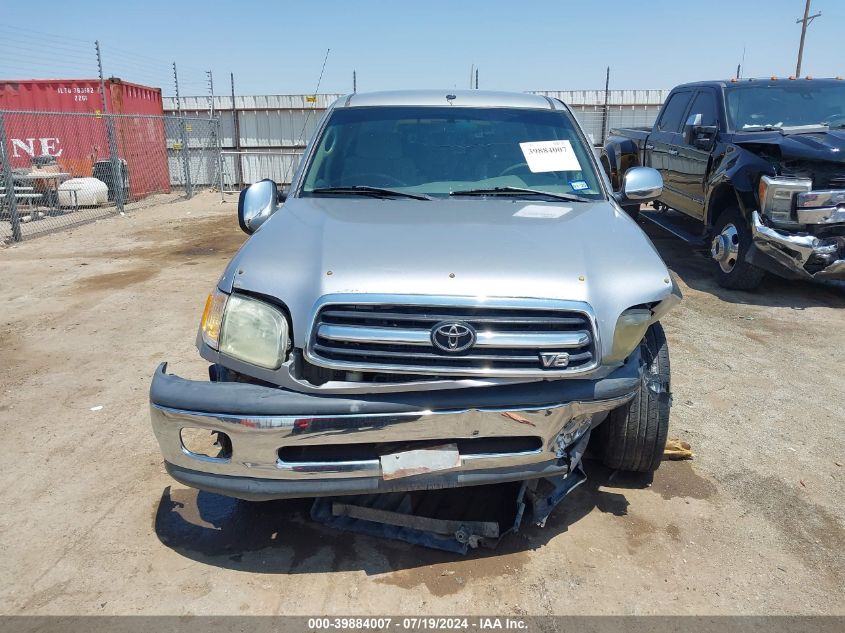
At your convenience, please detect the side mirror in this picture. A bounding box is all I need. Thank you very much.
[238,179,280,234]
[618,166,663,203]
[693,126,718,150]
[683,113,717,149]
[683,113,703,145]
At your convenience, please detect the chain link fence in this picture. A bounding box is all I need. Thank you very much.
[1,102,663,243]
[0,109,222,242]
[220,150,302,193]
[164,115,224,195]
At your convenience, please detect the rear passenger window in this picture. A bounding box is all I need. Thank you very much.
[688,91,718,128]
[657,92,693,133]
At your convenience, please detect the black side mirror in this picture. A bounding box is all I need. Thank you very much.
[693,125,718,150]
[683,113,717,149]
[683,113,702,144]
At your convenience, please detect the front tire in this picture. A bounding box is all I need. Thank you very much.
[710,207,765,290]
[593,322,671,472]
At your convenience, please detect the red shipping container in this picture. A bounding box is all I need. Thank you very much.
[0,78,171,198]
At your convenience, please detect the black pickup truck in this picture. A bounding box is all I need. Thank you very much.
[602,78,845,289]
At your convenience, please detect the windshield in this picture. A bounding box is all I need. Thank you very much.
[300,106,604,199]
[726,84,845,130]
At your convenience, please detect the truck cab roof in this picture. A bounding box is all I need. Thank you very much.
[673,78,845,91]
[337,90,560,110]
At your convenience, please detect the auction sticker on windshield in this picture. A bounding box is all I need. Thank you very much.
[519,140,582,173]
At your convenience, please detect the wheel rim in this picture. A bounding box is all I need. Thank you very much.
[711,223,740,273]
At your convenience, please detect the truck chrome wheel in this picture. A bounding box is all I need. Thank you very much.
[711,224,739,273]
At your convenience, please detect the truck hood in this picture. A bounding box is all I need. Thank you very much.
[219,196,675,350]
[733,129,845,165]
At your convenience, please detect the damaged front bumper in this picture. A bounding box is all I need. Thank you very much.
[149,354,641,501]
[750,210,845,280]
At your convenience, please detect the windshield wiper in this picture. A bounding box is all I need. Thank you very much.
[449,186,592,203]
[309,186,431,200]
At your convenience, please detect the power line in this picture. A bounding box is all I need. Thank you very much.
[0,22,93,44]
[0,22,209,78]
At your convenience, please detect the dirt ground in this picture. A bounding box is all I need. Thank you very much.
[1,191,843,615]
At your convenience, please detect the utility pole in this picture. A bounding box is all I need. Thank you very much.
[353,70,357,93]
[475,68,479,89]
[795,0,821,77]
[470,64,474,89]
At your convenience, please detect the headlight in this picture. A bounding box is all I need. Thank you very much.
[758,175,811,224]
[605,308,651,364]
[219,294,289,369]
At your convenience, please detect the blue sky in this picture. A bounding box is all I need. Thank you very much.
[1,0,842,96]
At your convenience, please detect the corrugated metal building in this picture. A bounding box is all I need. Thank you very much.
[163,94,343,186]
[532,90,670,143]
[163,90,668,186]
[531,89,670,105]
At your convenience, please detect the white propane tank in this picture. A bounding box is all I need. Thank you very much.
[58,177,109,207]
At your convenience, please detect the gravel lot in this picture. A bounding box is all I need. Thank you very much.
[1,192,843,615]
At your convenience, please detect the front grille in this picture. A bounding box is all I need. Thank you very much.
[781,162,845,190]
[827,173,845,189]
[307,302,598,377]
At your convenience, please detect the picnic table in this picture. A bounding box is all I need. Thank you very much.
[14,171,71,189]
[12,171,71,211]
[1,185,42,208]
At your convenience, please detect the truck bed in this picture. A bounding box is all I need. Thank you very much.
[608,127,651,142]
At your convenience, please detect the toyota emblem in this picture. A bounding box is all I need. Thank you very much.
[430,320,476,353]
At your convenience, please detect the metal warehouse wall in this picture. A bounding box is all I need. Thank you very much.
[531,90,670,144]
[163,90,668,186]
[530,89,670,105]
[163,94,343,186]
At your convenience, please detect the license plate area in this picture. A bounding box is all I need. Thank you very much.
[380,443,461,480]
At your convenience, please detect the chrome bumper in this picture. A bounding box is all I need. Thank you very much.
[796,190,845,225]
[149,359,640,500]
[750,210,845,280]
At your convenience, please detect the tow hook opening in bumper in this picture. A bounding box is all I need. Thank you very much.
[750,210,845,280]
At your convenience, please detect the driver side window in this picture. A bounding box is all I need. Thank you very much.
[687,91,718,129]
[657,91,693,133]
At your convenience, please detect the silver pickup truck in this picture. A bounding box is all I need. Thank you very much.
[149,90,681,502]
